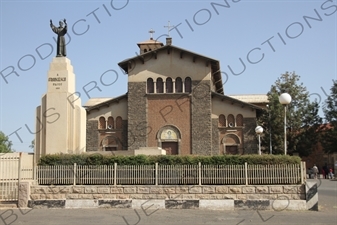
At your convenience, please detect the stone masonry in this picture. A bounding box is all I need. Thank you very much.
[128,82,147,151]
[86,120,99,152]
[29,185,305,201]
[191,80,212,155]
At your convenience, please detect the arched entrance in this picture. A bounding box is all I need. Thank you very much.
[221,134,241,155]
[157,126,181,155]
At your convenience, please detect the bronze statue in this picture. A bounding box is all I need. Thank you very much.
[50,19,67,57]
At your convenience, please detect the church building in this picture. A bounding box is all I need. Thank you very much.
[84,36,264,155]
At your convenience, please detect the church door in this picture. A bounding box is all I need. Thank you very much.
[162,142,178,155]
[226,146,238,155]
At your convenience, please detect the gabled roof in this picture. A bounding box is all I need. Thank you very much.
[85,93,128,112]
[84,97,113,107]
[211,92,263,111]
[118,44,224,94]
[229,94,268,104]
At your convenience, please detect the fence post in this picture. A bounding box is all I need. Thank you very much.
[34,163,37,185]
[18,153,22,201]
[198,162,201,186]
[155,162,158,186]
[300,162,303,184]
[245,162,248,185]
[73,163,77,186]
[114,163,117,186]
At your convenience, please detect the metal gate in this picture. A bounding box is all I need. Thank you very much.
[0,154,21,202]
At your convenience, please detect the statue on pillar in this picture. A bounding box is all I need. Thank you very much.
[50,19,67,57]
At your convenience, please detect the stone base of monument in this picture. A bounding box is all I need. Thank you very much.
[134,147,166,156]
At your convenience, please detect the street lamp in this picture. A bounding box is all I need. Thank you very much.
[279,93,292,155]
[266,104,272,155]
[255,126,264,155]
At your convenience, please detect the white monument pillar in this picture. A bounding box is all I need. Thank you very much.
[35,57,86,160]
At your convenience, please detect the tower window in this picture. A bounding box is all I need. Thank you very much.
[166,77,173,93]
[185,77,192,93]
[219,114,226,127]
[99,117,106,129]
[156,78,163,93]
[227,114,235,127]
[175,77,182,93]
[147,78,154,93]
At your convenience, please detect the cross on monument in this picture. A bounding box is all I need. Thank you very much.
[149,28,155,39]
[164,21,174,37]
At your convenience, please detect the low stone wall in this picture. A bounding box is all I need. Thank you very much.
[23,184,312,211]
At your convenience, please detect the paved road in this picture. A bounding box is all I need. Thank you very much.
[0,179,336,225]
[1,208,336,225]
[315,179,337,212]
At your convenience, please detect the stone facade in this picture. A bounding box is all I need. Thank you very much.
[86,120,99,152]
[211,118,220,155]
[128,82,148,151]
[191,81,212,155]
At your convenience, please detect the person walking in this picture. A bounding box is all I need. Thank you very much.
[329,168,334,179]
[312,164,318,179]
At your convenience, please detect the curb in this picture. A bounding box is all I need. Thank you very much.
[26,199,308,211]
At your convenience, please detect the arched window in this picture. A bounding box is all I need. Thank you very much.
[185,77,192,93]
[99,117,106,129]
[144,49,147,53]
[227,114,235,127]
[116,116,123,129]
[219,114,226,127]
[107,117,114,129]
[166,77,173,93]
[156,78,163,93]
[236,114,243,126]
[147,78,154,93]
[175,77,182,93]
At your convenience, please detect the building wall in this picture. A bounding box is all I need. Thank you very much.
[301,142,337,174]
[86,98,128,120]
[211,97,258,155]
[128,49,212,83]
[86,98,128,151]
[147,94,191,155]
[127,47,214,154]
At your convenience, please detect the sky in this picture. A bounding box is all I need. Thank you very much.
[0,0,336,153]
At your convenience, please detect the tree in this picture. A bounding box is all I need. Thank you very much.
[259,72,322,156]
[0,131,13,153]
[29,139,35,150]
[321,80,337,153]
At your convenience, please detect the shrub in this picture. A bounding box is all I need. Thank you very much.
[38,153,301,166]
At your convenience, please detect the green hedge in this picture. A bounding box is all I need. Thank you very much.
[38,154,301,166]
